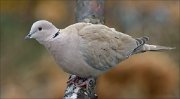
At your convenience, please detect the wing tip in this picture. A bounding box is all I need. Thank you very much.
[142,36,150,41]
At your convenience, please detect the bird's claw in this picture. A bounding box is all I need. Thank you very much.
[67,76,92,90]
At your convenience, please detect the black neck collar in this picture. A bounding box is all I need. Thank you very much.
[53,29,60,38]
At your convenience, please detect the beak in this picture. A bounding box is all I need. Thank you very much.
[25,30,37,40]
[24,33,32,40]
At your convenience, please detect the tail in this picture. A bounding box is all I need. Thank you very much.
[128,36,175,57]
[143,44,175,51]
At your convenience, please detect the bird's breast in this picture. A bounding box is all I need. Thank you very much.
[47,33,101,77]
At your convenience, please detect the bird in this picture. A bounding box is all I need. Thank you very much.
[25,20,174,78]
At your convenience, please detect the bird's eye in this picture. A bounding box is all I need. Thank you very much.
[38,27,42,31]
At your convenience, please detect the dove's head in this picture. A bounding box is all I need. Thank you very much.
[25,20,59,43]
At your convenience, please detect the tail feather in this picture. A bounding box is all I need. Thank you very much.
[128,36,175,57]
[143,44,175,51]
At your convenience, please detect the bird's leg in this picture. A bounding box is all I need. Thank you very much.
[75,78,92,90]
[67,75,95,90]
[67,75,79,85]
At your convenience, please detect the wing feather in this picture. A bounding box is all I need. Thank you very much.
[78,24,137,71]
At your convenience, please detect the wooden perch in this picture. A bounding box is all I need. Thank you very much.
[63,0,104,99]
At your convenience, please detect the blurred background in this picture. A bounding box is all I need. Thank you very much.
[0,0,179,99]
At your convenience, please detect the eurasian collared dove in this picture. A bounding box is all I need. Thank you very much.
[25,20,174,77]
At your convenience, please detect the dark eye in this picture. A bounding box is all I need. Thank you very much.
[38,27,42,31]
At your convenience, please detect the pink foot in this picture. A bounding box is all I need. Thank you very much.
[67,75,93,90]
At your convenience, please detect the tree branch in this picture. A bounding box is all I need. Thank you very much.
[63,0,104,99]
[75,0,104,24]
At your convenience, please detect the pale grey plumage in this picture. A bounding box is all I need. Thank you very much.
[26,20,174,77]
